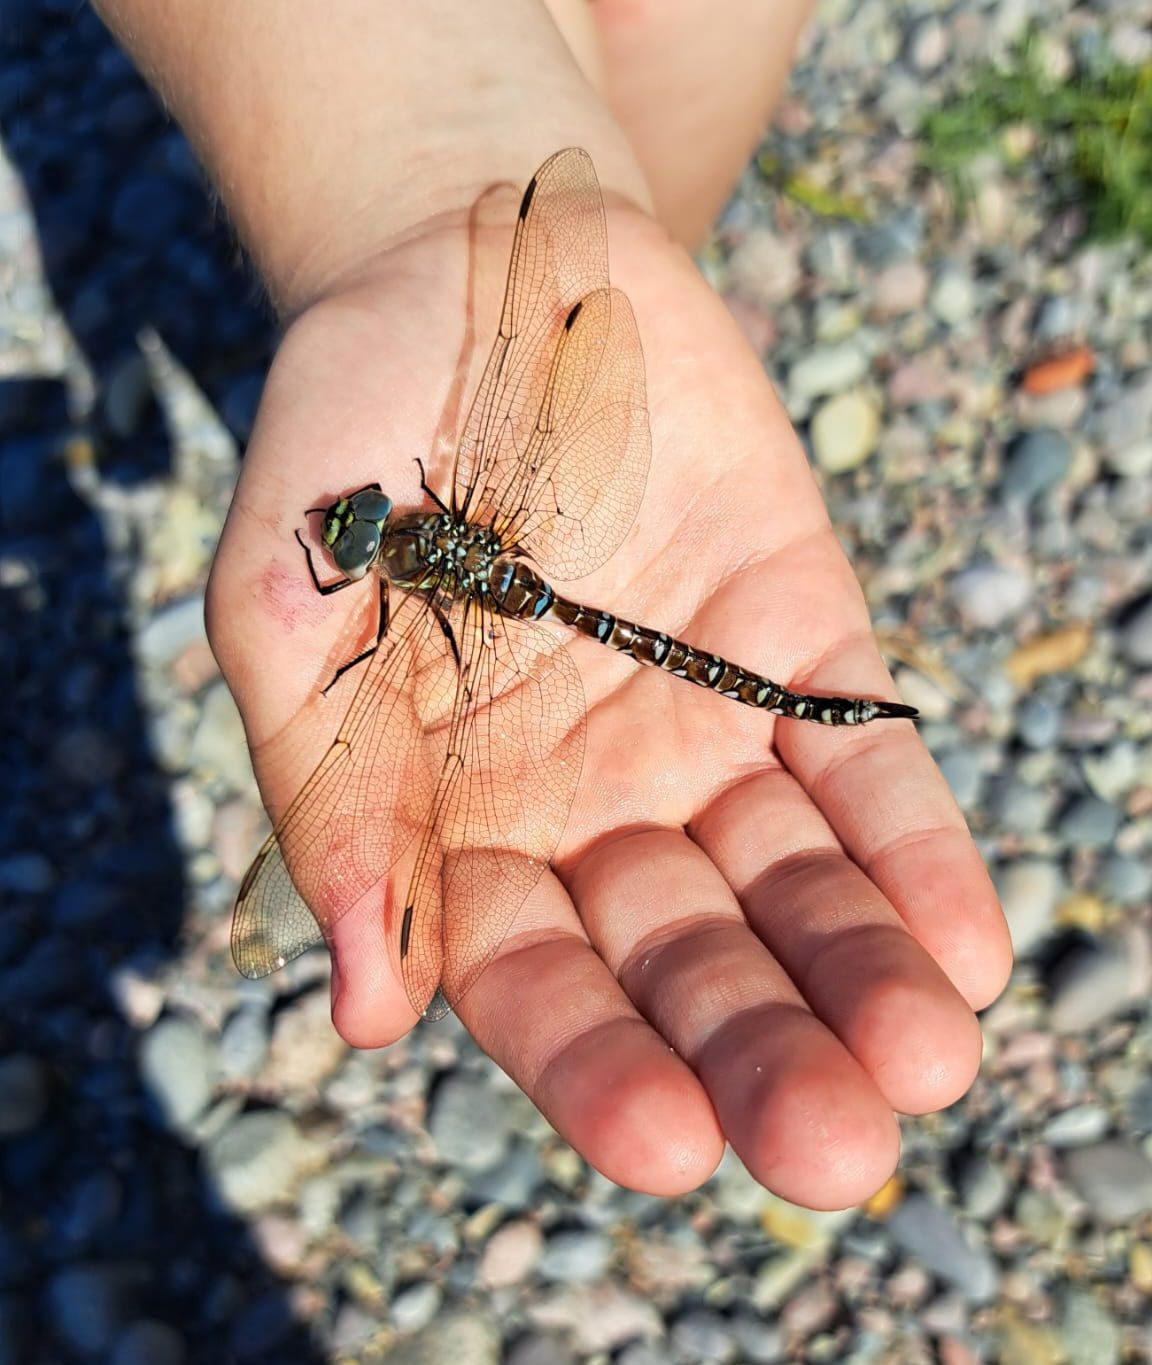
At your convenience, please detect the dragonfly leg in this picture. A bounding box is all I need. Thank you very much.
[428,596,461,668]
[321,580,391,695]
[296,528,356,596]
[415,457,450,514]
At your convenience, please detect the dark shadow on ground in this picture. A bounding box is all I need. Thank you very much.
[1,6,323,1363]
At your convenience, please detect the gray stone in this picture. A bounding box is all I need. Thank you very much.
[204,1111,324,1214]
[111,1320,187,1365]
[930,267,978,326]
[138,1015,215,1134]
[0,1054,49,1137]
[996,860,1063,957]
[1057,795,1121,849]
[538,1230,613,1284]
[1048,935,1146,1032]
[189,680,257,796]
[955,1152,1012,1221]
[1042,1105,1111,1148]
[47,1264,132,1355]
[788,342,868,399]
[886,1195,998,1301]
[391,1282,442,1333]
[1063,1141,1152,1223]
[1059,1289,1121,1365]
[1002,429,1075,502]
[218,1006,270,1081]
[1016,696,1064,750]
[1102,853,1152,907]
[950,564,1032,628]
[428,1075,514,1172]
[938,749,985,810]
[670,1310,738,1362]
[1120,599,1152,666]
[137,596,207,669]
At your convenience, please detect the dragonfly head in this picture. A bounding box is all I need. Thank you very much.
[321,487,393,581]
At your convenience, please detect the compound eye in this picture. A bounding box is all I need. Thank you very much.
[333,519,381,578]
[350,489,393,523]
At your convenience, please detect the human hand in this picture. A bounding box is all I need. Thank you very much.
[207,195,1011,1207]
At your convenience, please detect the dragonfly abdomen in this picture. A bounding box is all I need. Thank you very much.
[544,590,917,727]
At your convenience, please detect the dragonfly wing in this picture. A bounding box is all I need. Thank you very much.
[231,586,456,978]
[399,596,585,1018]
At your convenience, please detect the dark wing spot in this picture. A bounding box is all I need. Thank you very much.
[564,299,583,331]
[400,905,414,957]
[519,174,538,220]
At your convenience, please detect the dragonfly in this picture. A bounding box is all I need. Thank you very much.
[231,147,918,1021]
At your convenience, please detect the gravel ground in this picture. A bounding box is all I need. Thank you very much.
[3,1,1152,1363]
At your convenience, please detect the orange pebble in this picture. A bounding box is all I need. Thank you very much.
[1021,345,1095,395]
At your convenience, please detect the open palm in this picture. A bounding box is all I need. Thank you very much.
[206,190,1010,1206]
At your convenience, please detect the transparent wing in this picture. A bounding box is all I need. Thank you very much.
[398,595,585,1018]
[232,587,456,977]
[452,147,650,580]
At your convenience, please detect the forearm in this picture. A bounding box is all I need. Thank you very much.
[93,0,646,316]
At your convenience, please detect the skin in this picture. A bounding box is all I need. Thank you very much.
[96,0,1012,1205]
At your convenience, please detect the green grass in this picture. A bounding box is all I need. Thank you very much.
[919,37,1152,248]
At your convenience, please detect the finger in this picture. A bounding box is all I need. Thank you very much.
[779,635,1012,1011]
[563,827,900,1208]
[691,770,985,1117]
[327,884,419,1046]
[459,867,726,1196]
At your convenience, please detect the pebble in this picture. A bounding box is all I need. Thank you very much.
[996,859,1063,956]
[110,1320,187,1365]
[1099,854,1152,907]
[47,1264,132,1355]
[908,16,948,71]
[1056,794,1121,848]
[1080,742,1139,802]
[1104,436,1152,478]
[1041,1104,1111,1148]
[1059,1289,1121,1365]
[204,1111,325,1214]
[138,1014,216,1134]
[188,679,257,795]
[380,1312,500,1365]
[391,1282,443,1333]
[1092,370,1152,455]
[478,1220,543,1288]
[0,1053,49,1136]
[427,1074,515,1172]
[1048,932,1148,1032]
[263,989,347,1093]
[810,389,881,472]
[1119,598,1152,666]
[930,267,978,326]
[788,342,868,399]
[869,260,929,317]
[538,1229,613,1284]
[727,229,802,307]
[218,1004,270,1081]
[1015,695,1064,749]
[885,1195,999,1302]
[938,748,985,810]
[950,564,1032,628]
[670,1310,738,1362]
[955,1153,1013,1221]
[1002,429,1075,502]
[1063,1141,1152,1223]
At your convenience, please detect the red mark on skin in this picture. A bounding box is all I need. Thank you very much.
[260,559,338,634]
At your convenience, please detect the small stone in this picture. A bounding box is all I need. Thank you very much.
[1021,346,1094,395]
[1081,743,1139,802]
[478,1220,543,1288]
[189,680,257,795]
[728,230,802,308]
[1119,598,1152,666]
[1042,1105,1110,1148]
[1099,855,1152,908]
[138,1015,216,1134]
[111,1320,187,1365]
[886,1195,998,1302]
[930,267,977,326]
[538,1230,613,1284]
[996,860,1063,958]
[0,1054,49,1136]
[908,17,948,71]
[950,564,1031,629]
[1015,695,1063,749]
[869,260,929,318]
[1092,370,1152,456]
[788,343,868,399]
[391,1282,442,1333]
[810,389,881,473]
[1063,1141,1152,1223]
[48,1264,132,1355]
[1002,429,1075,503]
[1059,1288,1121,1365]
[204,1111,325,1214]
[1005,626,1092,688]
[381,1311,500,1365]
[670,1310,738,1363]
[218,1006,270,1082]
[996,1312,1065,1365]
[1104,437,1152,479]
[1057,794,1121,848]
[527,1283,663,1355]
[938,749,985,811]
[1048,932,1150,1033]
[955,1153,1012,1221]
[263,990,347,1093]
[428,1075,514,1172]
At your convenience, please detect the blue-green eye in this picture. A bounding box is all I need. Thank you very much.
[350,490,393,522]
[333,520,381,578]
